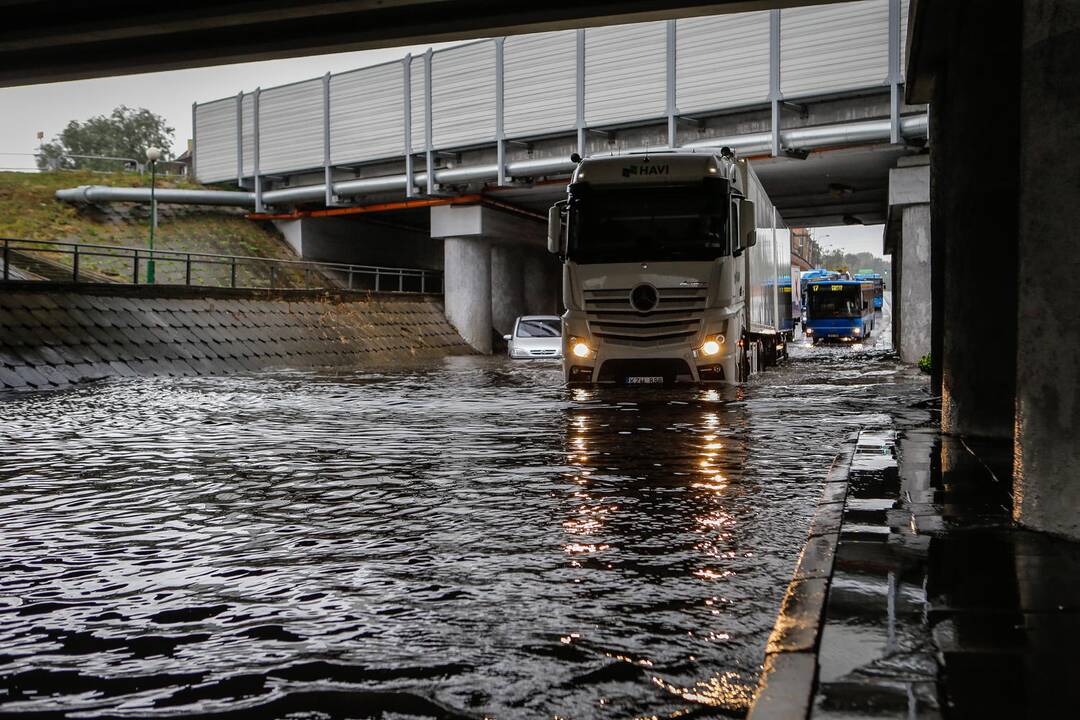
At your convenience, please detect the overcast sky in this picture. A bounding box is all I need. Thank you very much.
[0,42,458,172]
[814,225,888,258]
[0,43,886,259]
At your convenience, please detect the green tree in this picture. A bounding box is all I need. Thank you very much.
[37,105,174,171]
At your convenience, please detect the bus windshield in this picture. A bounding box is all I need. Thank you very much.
[808,285,862,318]
[567,182,729,264]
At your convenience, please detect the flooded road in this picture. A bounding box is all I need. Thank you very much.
[0,305,930,718]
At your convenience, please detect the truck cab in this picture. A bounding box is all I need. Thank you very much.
[547,151,787,385]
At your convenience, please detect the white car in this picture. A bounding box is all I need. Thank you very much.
[505,315,563,359]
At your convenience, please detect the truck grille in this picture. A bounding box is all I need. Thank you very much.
[584,286,708,346]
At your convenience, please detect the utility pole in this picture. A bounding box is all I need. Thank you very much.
[146,147,161,284]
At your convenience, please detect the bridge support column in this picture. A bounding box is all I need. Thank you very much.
[444,236,493,354]
[524,250,561,316]
[431,204,546,354]
[932,0,1020,440]
[491,244,526,339]
[884,157,931,364]
[1012,1,1080,539]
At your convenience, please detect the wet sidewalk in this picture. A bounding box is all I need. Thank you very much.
[811,429,1080,718]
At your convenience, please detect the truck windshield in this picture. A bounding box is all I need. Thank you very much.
[567,183,729,264]
[808,285,861,318]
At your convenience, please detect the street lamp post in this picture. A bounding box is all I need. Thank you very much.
[146,146,162,284]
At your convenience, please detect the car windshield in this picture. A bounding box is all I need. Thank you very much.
[808,285,861,318]
[567,181,729,264]
[516,319,561,338]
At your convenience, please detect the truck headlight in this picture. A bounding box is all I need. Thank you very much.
[852,327,861,336]
[570,337,592,358]
[699,334,725,357]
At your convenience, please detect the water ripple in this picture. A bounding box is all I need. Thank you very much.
[0,341,928,717]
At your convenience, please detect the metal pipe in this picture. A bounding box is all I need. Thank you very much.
[58,115,928,209]
[55,185,257,206]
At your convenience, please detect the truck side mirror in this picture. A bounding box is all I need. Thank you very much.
[730,200,742,256]
[739,199,757,248]
[547,204,562,254]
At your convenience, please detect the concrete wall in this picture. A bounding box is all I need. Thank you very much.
[1012,0,1080,539]
[0,285,471,390]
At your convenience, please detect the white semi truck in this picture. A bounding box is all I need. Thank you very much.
[546,150,791,385]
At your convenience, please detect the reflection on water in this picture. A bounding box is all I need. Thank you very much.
[0,333,928,718]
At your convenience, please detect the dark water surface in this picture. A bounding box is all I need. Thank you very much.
[0,324,929,718]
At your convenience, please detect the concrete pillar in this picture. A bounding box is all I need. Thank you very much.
[430,204,546,354]
[1012,0,1080,539]
[885,158,930,364]
[444,236,492,354]
[491,244,526,338]
[890,243,902,352]
[898,205,931,364]
[523,251,561,316]
[933,0,1020,439]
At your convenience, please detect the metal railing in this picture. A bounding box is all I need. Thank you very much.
[0,238,442,294]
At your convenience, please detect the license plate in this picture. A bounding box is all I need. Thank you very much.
[625,376,665,384]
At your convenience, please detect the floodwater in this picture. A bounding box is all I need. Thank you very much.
[0,300,930,718]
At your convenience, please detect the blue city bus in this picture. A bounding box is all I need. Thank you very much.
[853,272,885,310]
[804,279,876,343]
[799,269,840,319]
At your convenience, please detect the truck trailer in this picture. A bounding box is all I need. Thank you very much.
[546,150,791,385]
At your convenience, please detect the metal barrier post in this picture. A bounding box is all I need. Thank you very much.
[133,249,140,284]
[420,271,426,294]
[3,239,10,281]
[769,10,781,157]
[72,244,79,283]
[375,269,380,292]
[399,270,404,292]
[186,253,192,285]
[348,267,354,290]
[230,257,238,288]
[304,267,310,288]
[269,263,276,288]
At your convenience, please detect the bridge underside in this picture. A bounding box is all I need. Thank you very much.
[0,0,843,87]
[247,90,925,229]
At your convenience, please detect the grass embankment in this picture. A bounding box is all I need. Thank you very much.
[0,171,303,287]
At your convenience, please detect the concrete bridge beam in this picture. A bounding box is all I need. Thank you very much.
[431,204,547,353]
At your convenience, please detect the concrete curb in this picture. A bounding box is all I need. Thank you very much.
[747,433,858,720]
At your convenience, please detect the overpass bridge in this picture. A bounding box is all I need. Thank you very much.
[189,0,922,228]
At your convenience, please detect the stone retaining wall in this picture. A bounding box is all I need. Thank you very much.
[0,283,471,390]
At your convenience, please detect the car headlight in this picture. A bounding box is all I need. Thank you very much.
[569,337,592,358]
[805,328,814,336]
[852,327,861,335]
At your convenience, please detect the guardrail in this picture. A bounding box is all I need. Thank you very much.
[0,238,442,294]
